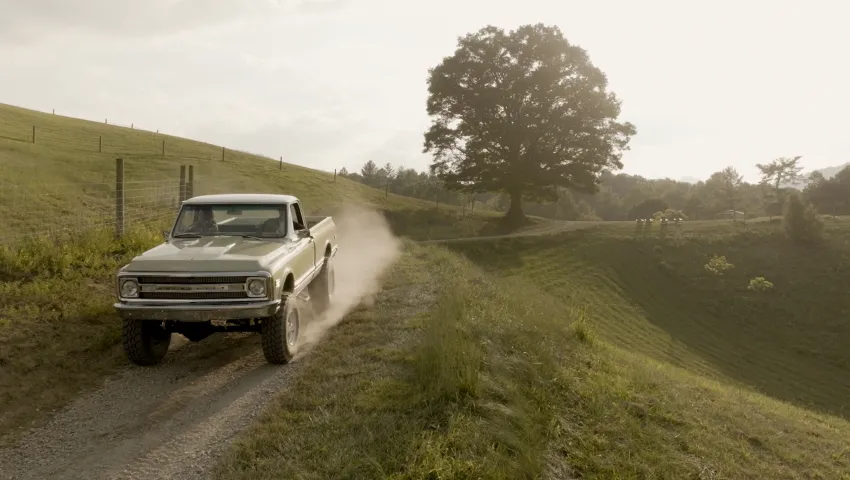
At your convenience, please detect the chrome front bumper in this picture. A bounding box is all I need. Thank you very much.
[114,300,281,322]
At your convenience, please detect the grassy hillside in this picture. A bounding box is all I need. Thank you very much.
[0,102,504,243]
[447,219,850,419]
[216,239,850,479]
[0,101,524,440]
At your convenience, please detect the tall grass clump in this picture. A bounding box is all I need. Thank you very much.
[0,226,164,437]
[404,251,585,479]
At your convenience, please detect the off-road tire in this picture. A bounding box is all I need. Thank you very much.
[261,297,300,364]
[122,319,172,366]
[309,257,335,315]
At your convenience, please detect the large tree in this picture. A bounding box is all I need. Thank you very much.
[422,24,636,225]
[756,155,804,218]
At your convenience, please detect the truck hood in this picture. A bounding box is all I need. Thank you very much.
[122,236,297,273]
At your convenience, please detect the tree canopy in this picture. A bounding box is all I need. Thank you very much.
[422,23,636,224]
[757,156,804,190]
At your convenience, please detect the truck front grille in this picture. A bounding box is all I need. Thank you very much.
[135,274,258,301]
[140,292,248,300]
[137,275,250,285]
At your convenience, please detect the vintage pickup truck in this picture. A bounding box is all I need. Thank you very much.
[114,193,337,366]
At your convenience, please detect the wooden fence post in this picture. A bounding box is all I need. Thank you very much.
[334,168,337,182]
[98,136,102,153]
[221,147,225,161]
[32,126,35,143]
[161,139,165,157]
[115,158,125,238]
[179,165,186,203]
[280,156,282,171]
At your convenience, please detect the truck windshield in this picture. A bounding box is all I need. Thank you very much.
[172,204,288,237]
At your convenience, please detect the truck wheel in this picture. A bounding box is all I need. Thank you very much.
[122,319,172,366]
[261,297,300,364]
[310,257,335,315]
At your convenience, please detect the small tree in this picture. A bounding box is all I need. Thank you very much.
[756,156,805,219]
[704,255,734,276]
[783,190,824,246]
[747,277,774,294]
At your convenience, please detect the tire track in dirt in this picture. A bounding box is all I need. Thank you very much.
[0,336,305,480]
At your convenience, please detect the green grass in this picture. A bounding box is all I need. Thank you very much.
[0,101,525,441]
[0,227,162,440]
[0,102,504,242]
[216,239,850,479]
[448,219,850,418]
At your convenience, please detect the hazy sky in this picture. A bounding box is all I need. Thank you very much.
[1,0,847,183]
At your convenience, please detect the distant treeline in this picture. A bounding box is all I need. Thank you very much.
[340,159,850,221]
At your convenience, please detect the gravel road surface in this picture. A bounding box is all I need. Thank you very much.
[0,336,304,480]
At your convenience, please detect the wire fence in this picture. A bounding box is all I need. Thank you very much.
[0,160,194,246]
[0,114,224,162]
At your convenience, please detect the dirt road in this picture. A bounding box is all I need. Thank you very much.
[0,336,306,480]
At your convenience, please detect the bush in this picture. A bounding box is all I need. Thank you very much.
[783,191,824,246]
[653,208,687,221]
[748,276,774,293]
[704,255,734,276]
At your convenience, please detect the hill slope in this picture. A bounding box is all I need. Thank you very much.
[0,102,504,242]
[448,220,850,418]
[216,238,850,479]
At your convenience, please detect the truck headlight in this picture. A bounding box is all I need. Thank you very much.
[246,278,266,297]
[120,278,139,298]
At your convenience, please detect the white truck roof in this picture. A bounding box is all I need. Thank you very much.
[183,194,299,205]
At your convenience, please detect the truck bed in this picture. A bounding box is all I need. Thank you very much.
[305,215,332,230]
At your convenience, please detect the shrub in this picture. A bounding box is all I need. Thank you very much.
[704,255,734,276]
[748,276,774,293]
[653,208,687,221]
[783,191,824,246]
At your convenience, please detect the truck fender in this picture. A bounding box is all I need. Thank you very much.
[277,267,295,298]
[322,241,336,261]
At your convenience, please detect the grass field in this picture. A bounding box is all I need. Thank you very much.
[0,102,520,440]
[449,218,850,418]
[216,228,850,479]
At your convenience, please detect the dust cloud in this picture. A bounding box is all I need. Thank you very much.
[300,203,402,348]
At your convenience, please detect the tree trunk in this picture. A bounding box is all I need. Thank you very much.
[505,190,525,227]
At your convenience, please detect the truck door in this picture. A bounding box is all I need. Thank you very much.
[290,202,317,281]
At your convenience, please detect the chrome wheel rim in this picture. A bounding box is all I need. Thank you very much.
[285,309,299,347]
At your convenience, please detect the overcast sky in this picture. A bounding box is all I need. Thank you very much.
[1,0,847,182]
